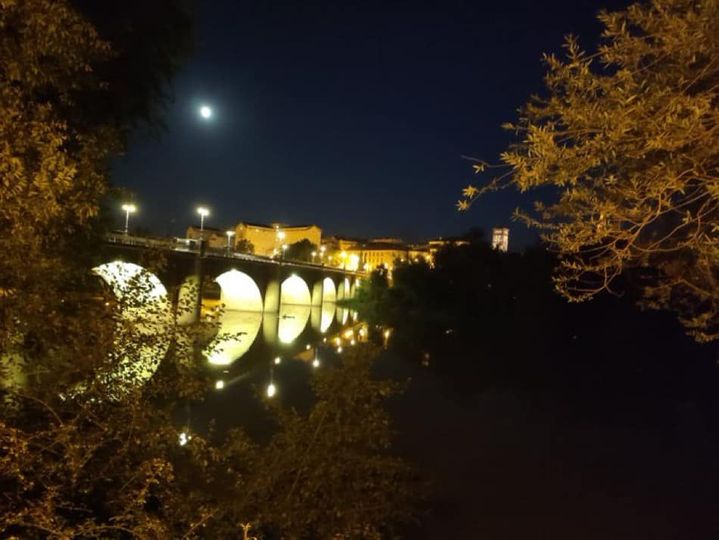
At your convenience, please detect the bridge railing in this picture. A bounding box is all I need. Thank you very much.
[104,233,366,276]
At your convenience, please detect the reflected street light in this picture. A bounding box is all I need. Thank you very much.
[196,206,210,232]
[121,203,136,235]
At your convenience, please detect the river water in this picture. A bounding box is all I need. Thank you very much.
[184,303,365,439]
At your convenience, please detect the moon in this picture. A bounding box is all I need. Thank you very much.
[199,105,213,119]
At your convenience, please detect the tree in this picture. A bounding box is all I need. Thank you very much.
[69,0,194,138]
[284,238,318,262]
[0,4,414,536]
[235,238,255,254]
[459,0,719,341]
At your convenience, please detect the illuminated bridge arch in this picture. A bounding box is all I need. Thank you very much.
[215,269,263,312]
[322,277,337,303]
[337,277,351,300]
[92,261,172,390]
[280,274,312,306]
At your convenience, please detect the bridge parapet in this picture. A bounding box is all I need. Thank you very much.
[105,233,365,277]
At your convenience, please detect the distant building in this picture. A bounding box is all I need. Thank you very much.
[186,226,231,250]
[427,237,470,256]
[492,227,510,252]
[344,241,431,272]
[234,222,322,257]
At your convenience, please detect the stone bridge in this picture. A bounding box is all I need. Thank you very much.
[99,233,363,319]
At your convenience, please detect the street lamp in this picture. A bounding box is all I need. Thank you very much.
[225,230,235,252]
[340,250,347,270]
[121,203,136,235]
[281,243,288,261]
[311,250,317,263]
[275,229,286,260]
[196,206,210,231]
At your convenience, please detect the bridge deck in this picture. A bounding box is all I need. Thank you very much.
[105,233,365,276]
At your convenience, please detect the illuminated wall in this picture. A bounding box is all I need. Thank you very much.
[235,223,322,257]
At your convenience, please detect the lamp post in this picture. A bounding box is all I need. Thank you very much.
[340,251,347,270]
[276,229,286,260]
[225,230,235,253]
[311,250,317,264]
[196,206,210,232]
[121,203,136,235]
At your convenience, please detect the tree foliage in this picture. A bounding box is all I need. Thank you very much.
[0,0,114,372]
[0,3,414,537]
[284,239,318,262]
[235,238,255,254]
[459,0,719,341]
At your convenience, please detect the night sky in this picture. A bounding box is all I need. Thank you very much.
[112,0,630,247]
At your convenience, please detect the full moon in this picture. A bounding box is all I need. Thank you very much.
[199,105,212,119]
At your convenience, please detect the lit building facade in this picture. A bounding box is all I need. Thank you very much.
[491,227,510,252]
[343,241,431,272]
[234,222,322,257]
[427,237,470,256]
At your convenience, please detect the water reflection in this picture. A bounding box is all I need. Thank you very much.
[278,304,312,344]
[321,301,336,332]
[336,305,349,325]
[188,308,371,440]
[208,299,345,368]
[206,310,263,366]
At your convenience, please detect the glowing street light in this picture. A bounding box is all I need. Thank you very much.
[225,230,235,251]
[196,206,210,231]
[266,381,277,398]
[121,203,136,235]
[311,250,317,263]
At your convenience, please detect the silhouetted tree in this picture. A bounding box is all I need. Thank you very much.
[235,238,255,254]
[459,0,719,341]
